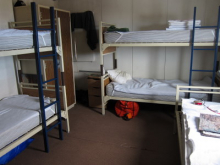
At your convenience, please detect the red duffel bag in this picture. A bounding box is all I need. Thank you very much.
[115,101,139,120]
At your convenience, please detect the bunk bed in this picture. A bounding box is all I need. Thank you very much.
[175,85,220,165]
[99,6,220,115]
[0,2,69,158]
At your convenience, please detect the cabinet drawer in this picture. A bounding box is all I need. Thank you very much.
[88,87,101,96]
[88,95,101,108]
[88,78,101,88]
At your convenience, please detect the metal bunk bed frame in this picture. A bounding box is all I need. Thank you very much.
[31,2,63,153]
[0,2,67,157]
[99,6,220,116]
[189,6,220,91]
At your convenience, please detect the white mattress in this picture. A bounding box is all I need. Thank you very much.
[106,76,219,102]
[104,29,216,43]
[0,29,51,51]
[0,95,55,150]
[182,98,220,165]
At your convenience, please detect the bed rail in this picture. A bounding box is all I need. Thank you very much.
[99,21,220,55]
[175,85,220,111]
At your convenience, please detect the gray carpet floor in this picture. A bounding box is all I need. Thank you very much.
[8,101,180,165]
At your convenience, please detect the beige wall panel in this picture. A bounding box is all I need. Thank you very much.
[165,47,186,80]
[65,0,102,28]
[133,0,168,30]
[204,0,220,25]
[133,47,166,79]
[101,0,133,29]
[58,0,73,13]
[116,47,133,75]
[0,0,14,29]
[167,0,206,22]
[165,47,213,81]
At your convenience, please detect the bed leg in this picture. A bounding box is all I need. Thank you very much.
[65,112,70,133]
[102,102,105,115]
[173,115,177,134]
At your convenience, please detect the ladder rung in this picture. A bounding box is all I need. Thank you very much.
[40,54,56,58]
[45,100,58,109]
[43,78,57,84]
[47,121,61,132]
[193,48,215,50]
[38,28,53,31]
[192,69,213,72]
[195,26,217,28]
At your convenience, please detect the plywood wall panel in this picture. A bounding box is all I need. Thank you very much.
[133,47,166,79]
[133,0,168,30]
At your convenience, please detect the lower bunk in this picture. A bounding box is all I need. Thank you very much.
[175,86,220,165]
[101,72,219,115]
[0,94,68,158]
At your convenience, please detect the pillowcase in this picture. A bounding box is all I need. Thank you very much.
[107,69,132,84]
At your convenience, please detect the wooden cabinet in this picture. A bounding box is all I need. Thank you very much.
[88,75,101,108]
[87,75,110,108]
[14,4,76,110]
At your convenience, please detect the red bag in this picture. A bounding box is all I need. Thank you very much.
[115,101,139,120]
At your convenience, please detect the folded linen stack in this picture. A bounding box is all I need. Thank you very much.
[166,20,187,30]
[187,20,201,29]
[166,20,201,30]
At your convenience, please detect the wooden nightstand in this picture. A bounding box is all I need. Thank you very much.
[87,74,110,108]
[87,75,102,108]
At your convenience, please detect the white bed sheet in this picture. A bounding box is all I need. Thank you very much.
[0,95,55,150]
[0,29,51,51]
[107,76,216,98]
[182,98,220,165]
[104,29,217,43]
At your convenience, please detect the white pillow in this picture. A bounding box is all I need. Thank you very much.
[107,70,132,84]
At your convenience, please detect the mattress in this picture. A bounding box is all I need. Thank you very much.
[0,95,55,150]
[0,29,52,51]
[106,76,219,102]
[182,98,220,165]
[104,29,217,43]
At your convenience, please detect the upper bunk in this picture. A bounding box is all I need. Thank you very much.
[99,21,220,55]
[0,18,62,57]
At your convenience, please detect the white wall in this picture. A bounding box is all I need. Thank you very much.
[0,0,17,99]
[58,0,220,90]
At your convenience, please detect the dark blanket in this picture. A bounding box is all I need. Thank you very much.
[107,25,129,32]
[71,11,98,50]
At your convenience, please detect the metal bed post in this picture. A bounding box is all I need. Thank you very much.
[31,2,63,152]
[188,6,220,98]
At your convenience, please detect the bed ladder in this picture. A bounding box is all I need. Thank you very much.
[189,6,220,97]
[31,2,63,152]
